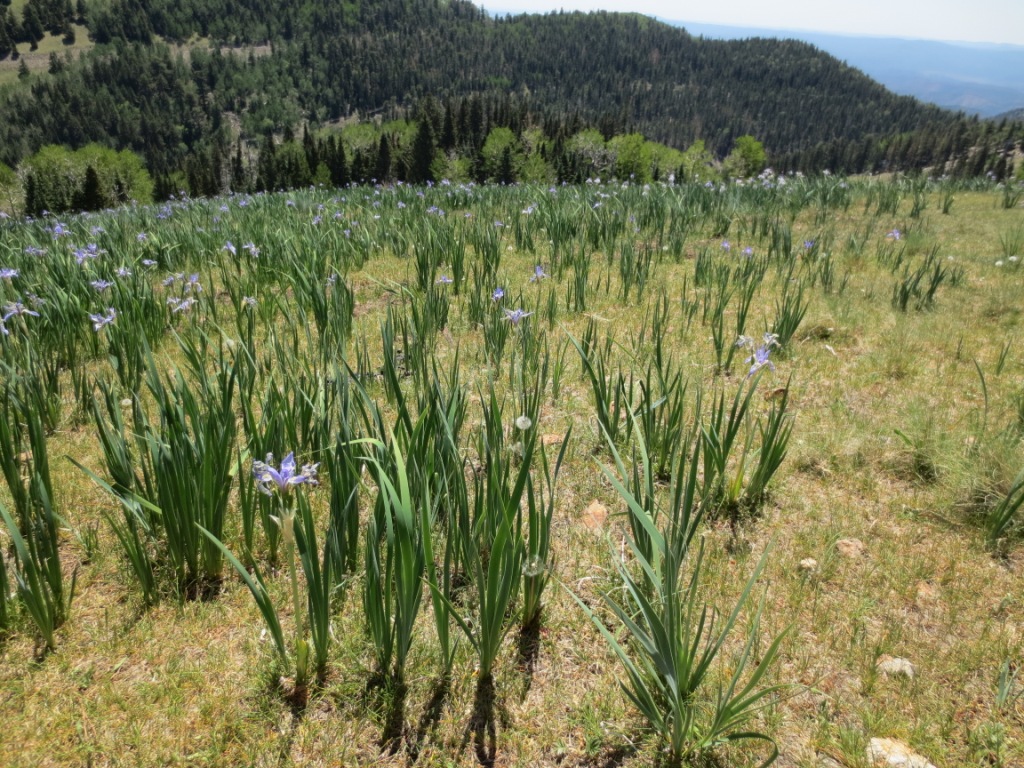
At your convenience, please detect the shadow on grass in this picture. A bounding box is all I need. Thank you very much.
[260,671,311,767]
[407,674,452,762]
[179,574,225,603]
[461,673,498,767]
[515,618,542,695]
[570,745,636,768]
[364,671,408,755]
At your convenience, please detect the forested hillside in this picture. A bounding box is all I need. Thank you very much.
[0,0,1021,198]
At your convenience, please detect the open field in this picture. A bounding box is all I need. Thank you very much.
[0,26,94,87]
[0,177,1022,767]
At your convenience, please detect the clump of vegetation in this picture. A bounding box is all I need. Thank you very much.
[19,144,152,215]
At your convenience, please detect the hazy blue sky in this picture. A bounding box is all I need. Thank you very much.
[479,0,1024,45]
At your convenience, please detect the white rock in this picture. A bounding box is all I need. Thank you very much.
[866,737,936,768]
[876,656,915,679]
[799,558,819,574]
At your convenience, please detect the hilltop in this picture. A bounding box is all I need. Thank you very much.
[0,0,1021,192]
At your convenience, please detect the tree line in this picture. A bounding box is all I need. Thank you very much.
[0,0,1020,195]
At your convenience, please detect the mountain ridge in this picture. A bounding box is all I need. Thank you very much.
[660,21,1024,117]
[0,0,1020,189]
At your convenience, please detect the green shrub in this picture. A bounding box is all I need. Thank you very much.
[20,144,153,215]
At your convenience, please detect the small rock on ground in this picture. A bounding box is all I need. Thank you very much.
[866,737,936,768]
[581,500,608,532]
[816,753,844,768]
[836,538,866,558]
[876,655,915,679]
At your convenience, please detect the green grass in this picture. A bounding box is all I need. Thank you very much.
[0,178,1021,767]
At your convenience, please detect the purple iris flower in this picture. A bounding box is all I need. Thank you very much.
[74,243,105,265]
[91,279,114,292]
[436,275,453,285]
[0,268,18,279]
[530,265,548,282]
[492,287,505,301]
[503,308,533,325]
[89,308,117,332]
[252,452,319,496]
[4,302,40,320]
[223,241,237,256]
[746,346,775,378]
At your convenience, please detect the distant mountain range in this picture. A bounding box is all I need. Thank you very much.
[662,21,1024,118]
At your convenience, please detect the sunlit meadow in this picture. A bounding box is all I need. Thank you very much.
[0,174,1022,767]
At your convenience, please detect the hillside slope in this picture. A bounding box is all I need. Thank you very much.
[1,0,1019,185]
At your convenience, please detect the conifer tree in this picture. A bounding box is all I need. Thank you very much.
[0,15,12,59]
[375,133,392,182]
[20,1,43,48]
[411,119,435,184]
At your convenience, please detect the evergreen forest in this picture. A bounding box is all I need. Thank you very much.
[0,0,1021,204]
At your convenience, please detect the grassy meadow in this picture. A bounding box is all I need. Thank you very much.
[0,176,1022,767]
